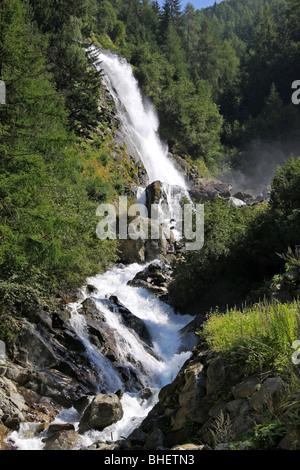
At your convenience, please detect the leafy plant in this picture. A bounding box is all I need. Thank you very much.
[251,420,286,450]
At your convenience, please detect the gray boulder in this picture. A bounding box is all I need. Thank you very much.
[79,394,123,434]
[249,378,285,411]
[189,178,232,203]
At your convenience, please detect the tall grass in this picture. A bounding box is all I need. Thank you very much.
[202,301,300,374]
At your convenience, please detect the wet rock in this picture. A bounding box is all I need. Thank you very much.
[73,395,90,414]
[0,424,15,450]
[109,295,152,346]
[51,312,67,330]
[16,321,59,368]
[179,315,206,352]
[6,361,95,410]
[145,181,165,214]
[137,162,149,187]
[46,423,75,436]
[79,298,106,323]
[233,192,256,204]
[229,196,246,207]
[145,180,186,216]
[86,284,97,294]
[171,154,199,184]
[115,366,144,392]
[55,330,87,354]
[38,422,75,436]
[43,429,79,450]
[118,239,146,264]
[79,394,123,434]
[145,239,168,262]
[86,319,119,362]
[138,388,153,401]
[127,428,147,448]
[3,416,21,431]
[127,263,172,298]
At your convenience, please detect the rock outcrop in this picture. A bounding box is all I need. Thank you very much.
[78,394,123,434]
[189,178,232,203]
[127,338,290,450]
[127,262,173,300]
[108,295,152,346]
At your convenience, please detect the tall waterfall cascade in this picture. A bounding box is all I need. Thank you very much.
[95,50,187,189]
[94,49,192,237]
[7,49,194,450]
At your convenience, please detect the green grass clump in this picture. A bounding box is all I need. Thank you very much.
[202,301,300,374]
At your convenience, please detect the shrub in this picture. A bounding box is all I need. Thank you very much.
[85,177,115,202]
[0,314,21,346]
[270,157,300,214]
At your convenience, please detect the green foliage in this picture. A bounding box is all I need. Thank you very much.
[0,314,21,346]
[29,0,102,136]
[251,420,287,449]
[85,176,115,202]
[1,0,300,354]
[0,0,122,338]
[169,198,260,310]
[158,77,223,162]
[170,157,300,312]
[270,157,300,213]
[202,300,300,374]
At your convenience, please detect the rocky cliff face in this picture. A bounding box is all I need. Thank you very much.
[125,338,297,451]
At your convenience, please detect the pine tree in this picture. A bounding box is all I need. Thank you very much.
[163,21,187,78]
[0,0,69,160]
[160,0,182,41]
[29,0,101,136]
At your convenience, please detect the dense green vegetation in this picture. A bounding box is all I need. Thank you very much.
[0,0,127,337]
[1,0,300,345]
[90,0,300,175]
[170,157,300,313]
[202,300,300,374]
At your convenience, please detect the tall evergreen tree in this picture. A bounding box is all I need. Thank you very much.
[160,0,182,41]
[28,0,101,136]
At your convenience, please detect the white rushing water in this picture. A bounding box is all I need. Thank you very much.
[8,49,194,450]
[8,263,192,450]
[95,49,187,188]
[71,262,193,447]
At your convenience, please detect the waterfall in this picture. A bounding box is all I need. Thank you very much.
[69,263,193,447]
[94,49,193,240]
[8,264,192,450]
[95,50,187,189]
[7,48,194,451]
